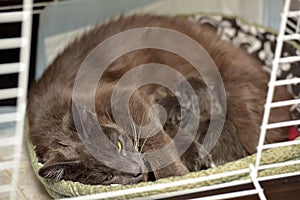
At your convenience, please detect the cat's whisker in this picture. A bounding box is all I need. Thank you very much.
[210,161,217,168]
[139,127,157,153]
[137,111,146,151]
[129,118,138,151]
[105,111,113,122]
[55,168,64,182]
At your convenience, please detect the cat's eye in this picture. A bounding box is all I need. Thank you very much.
[106,174,114,181]
[117,139,127,156]
[106,174,113,181]
[117,140,122,153]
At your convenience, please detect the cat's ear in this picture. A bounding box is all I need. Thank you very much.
[70,99,99,135]
[38,160,81,182]
[38,149,81,182]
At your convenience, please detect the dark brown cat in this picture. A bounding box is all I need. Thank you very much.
[27,14,291,185]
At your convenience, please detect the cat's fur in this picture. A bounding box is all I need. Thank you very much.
[27,14,291,185]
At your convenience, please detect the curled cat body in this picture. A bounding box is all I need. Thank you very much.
[27,14,291,185]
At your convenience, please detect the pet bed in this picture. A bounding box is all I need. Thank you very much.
[25,14,300,199]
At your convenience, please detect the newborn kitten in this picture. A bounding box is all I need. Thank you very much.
[27,14,291,185]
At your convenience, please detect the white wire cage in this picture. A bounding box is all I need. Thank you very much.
[0,0,300,200]
[0,0,33,200]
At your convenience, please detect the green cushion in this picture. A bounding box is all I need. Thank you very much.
[25,116,300,199]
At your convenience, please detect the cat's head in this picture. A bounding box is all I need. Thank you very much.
[38,84,190,185]
[38,100,152,185]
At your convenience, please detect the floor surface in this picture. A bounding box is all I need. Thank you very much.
[0,139,51,200]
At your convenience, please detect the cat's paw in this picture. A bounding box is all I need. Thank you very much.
[181,142,216,171]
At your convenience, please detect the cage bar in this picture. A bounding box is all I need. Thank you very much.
[261,139,300,150]
[0,88,23,100]
[0,63,23,75]
[264,119,300,129]
[0,11,24,23]
[256,0,293,170]
[8,0,33,197]
[274,77,300,86]
[0,161,14,171]
[0,113,19,124]
[0,136,19,147]
[287,10,300,17]
[278,56,300,63]
[249,164,266,200]
[0,184,12,193]
[258,159,300,171]
[270,98,300,108]
[188,190,259,200]
[0,38,25,50]
[283,33,300,40]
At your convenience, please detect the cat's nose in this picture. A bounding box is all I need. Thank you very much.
[130,171,144,184]
[132,172,142,177]
[128,162,143,178]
